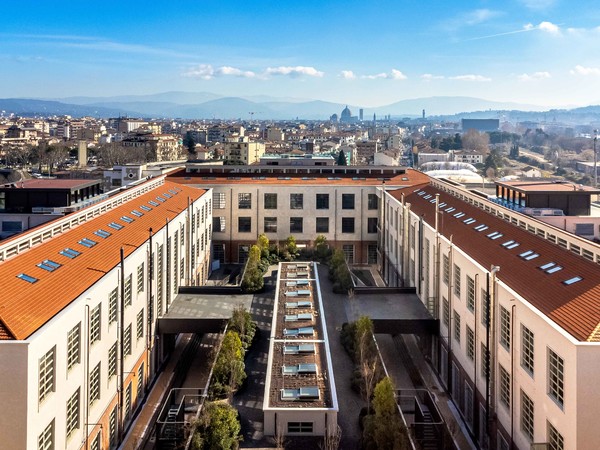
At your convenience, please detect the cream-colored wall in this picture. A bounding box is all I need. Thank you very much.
[264,409,338,436]
[0,342,28,450]
[575,345,600,450]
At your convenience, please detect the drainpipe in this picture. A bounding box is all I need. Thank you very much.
[147,228,153,388]
[447,238,454,392]
[510,302,516,450]
[486,265,500,448]
[118,248,125,443]
[474,273,479,433]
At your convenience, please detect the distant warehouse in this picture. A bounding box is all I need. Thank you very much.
[461,118,499,132]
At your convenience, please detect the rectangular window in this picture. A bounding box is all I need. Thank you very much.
[67,323,81,371]
[453,311,461,344]
[213,216,226,232]
[466,326,475,361]
[481,289,489,328]
[66,388,80,437]
[290,193,303,209]
[521,390,534,441]
[499,365,510,409]
[238,217,251,233]
[316,193,329,209]
[342,244,354,264]
[213,192,225,209]
[367,193,378,210]
[109,407,118,449]
[124,324,132,356]
[124,274,132,306]
[264,193,277,209]
[443,254,449,284]
[454,264,461,298]
[38,420,54,450]
[239,245,250,264]
[290,217,303,233]
[136,309,144,340]
[137,263,144,293]
[39,346,56,403]
[521,325,535,376]
[316,217,329,233]
[548,348,564,407]
[466,276,475,312]
[341,217,355,233]
[90,304,101,344]
[109,288,118,324]
[367,217,378,233]
[442,297,449,327]
[500,306,511,351]
[368,244,378,264]
[481,343,489,379]
[213,243,225,264]
[89,363,101,406]
[548,422,564,450]
[287,422,313,433]
[342,193,355,209]
[108,342,117,378]
[238,193,251,209]
[264,217,277,233]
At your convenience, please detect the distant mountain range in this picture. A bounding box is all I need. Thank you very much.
[0,92,598,122]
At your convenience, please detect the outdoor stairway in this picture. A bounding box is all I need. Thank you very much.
[419,407,438,450]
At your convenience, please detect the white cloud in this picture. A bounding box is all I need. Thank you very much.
[519,0,557,10]
[362,69,407,80]
[463,9,503,26]
[183,64,215,79]
[216,66,256,78]
[265,66,324,77]
[518,71,551,81]
[421,73,445,81]
[538,21,560,34]
[570,65,600,76]
[449,74,492,82]
[339,70,356,80]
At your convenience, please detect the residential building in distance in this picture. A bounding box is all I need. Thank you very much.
[223,139,265,165]
[462,118,500,132]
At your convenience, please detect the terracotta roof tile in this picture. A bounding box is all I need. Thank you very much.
[0,181,205,340]
[391,185,600,342]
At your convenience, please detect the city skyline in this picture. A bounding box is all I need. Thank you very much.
[2,0,600,108]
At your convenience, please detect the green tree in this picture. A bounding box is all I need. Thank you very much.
[363,377,408,450]
[203,402,242,450]
[183,131,196,154]
[213,331,246,397]
[241,245,264,292]
[229,304,256,351]
[337,149,347,165]
[257,233,270,259]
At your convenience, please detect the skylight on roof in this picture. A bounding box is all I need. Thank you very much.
[522,252,539,261]
[139,205,152,212]
[474,224,489,231]
[563,276,582,285]
[121,216,134,223]
[455,212,466,218]
[430,198,437,203]
[163,192,172,198]
[155,196,166,202]
[108,222,124,230]
[487,232,503,240]
[418,191,426,196]
[60,248,81,259]
[464,218,476,224]
[79,238,97,248]
[148,201,159,207]
[17,273,38,283]
[439,202,447,207]
[94,229,111,239]
[446,207,456,213]
[502,240,520,249]
[37,259,61,272]
[131,210,144,217]
[546,266,562,274]
[423,194,432,199]
[539,262,556,270]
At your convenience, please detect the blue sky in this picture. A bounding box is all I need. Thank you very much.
[2,0,600,107]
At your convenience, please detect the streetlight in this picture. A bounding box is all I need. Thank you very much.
[594,129,598,188]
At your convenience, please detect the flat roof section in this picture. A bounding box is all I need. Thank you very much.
[157,291,254,334]
[496,180,600,194]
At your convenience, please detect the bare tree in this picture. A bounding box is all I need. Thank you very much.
[273,422,287,449]
[320,424,342,450]
[462,129,490,153]
[355,316,378,411]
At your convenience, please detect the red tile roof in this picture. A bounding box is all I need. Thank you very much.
[390,185,600,342]
[167,167,431,187]
[0,181,205,340]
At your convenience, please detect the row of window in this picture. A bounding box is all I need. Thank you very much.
[214,192,379,211]
[214,216,378,234]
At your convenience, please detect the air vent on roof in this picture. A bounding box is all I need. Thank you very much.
[108,222,124,230]
[121,216,134,223]
[94,229,111,239]
[60,248,81,259]
[563,276,582,285]
[79,238,97,248]
[17,273,38,283]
